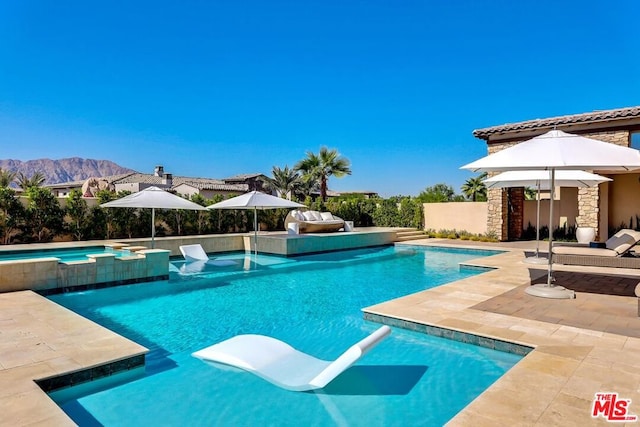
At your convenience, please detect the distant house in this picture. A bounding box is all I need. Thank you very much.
[472,105,640,241]
[46,165,269,199]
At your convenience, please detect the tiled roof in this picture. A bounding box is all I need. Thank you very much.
[176,180,248,192]
[111,174,248,192]
[473,106,640,140]
[224,173,265,181]
[45,173,137,189]
[48,171,258,193]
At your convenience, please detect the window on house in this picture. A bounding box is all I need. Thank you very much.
[632,132,640,150]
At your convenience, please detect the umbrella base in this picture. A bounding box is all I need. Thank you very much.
[523,256,548,265]
[525,284,575,299]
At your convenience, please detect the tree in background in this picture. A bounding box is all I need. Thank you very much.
[96,189,117,238]
[265,166,301,200]
[295,146,351,201]
[461,173,488,202]
[0,186,24,244]
[0,168,16,188]
[23,187,64,242]
[416,183,465,203]
[16,171,46,190]
[66,189,90,241]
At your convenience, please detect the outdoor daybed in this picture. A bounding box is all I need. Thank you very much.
[552,229,640,268]
[285,209,345,233]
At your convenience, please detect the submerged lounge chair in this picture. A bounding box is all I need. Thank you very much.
[192,325,391,391]
[553,229,640,268]
[179,244,237,267]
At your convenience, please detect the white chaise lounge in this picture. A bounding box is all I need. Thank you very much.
[192,325,391,391]
[552,229,640,268]
[179,244,237,267]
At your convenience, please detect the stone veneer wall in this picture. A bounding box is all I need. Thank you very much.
[485,141,519,240]
[576,130,629,239]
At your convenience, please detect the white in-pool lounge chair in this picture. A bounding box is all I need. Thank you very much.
[179,244,237,267]
[192,325,391,391]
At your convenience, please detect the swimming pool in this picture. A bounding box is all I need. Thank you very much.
[48,245,522,426]
[0,246,127,262]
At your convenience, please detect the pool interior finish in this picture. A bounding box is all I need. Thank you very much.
[0,246,127,262]
[48,245,521,426]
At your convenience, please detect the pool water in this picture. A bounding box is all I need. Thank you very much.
[49,245,521,426]
[0,246,126,262]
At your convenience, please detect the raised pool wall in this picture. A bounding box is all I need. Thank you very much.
[0,249,170,294]
[0,229,398,293]
[109,229,397,257]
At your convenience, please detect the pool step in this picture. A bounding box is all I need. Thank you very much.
[395,229,426,242]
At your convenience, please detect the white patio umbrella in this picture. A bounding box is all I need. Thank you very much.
[100,186,207,248]
[207,191,304,256]
[484,170,612,264]
[462,129,640,299]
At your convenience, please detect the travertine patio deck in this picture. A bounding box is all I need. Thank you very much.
[0,291,147,426]
[366,238,640,426]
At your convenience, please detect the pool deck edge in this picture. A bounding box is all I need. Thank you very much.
[0,291,148,427]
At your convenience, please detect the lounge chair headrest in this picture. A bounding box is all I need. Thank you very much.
[606,229,640,254]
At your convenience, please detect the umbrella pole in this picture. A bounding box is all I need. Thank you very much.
[535,181,541,258]
[525,169,574,298]
[254,207,258,259]
[546,170,555,286]
[151,208,156,249]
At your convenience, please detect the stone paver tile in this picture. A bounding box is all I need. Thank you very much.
[536,394,603,427]
[535,345,593,361]
[516,352,581,378]
[474,325,527,342]
[456,384,551,425]
[0,388,75,427]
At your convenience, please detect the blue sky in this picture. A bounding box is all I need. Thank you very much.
[1,1,639,197]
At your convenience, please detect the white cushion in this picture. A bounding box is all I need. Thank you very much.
[310,211,323,221]
[295,211,305,221]
[302,211,316,221]
[320,212,334,221]
[605,230,638,254]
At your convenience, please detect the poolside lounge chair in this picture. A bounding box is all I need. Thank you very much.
[179,244,237,267]
[552,229,640,268]
[192,325,391,391]
[284,210,345,233]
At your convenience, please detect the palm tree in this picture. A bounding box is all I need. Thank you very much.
[461,173,487,202]
[265,166,301,200]
[0,168,16,188]
[16,171,46,190]
[294,146,352,201]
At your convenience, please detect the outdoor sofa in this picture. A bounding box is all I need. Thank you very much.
[552,228,640,268]
[284,209,345,233]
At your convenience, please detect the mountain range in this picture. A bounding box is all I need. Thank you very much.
[0,158,136,184]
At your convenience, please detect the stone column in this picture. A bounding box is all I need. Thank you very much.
[577,130,630,239]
